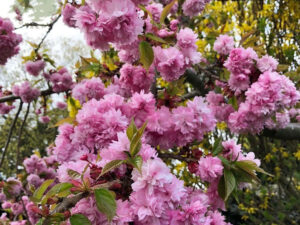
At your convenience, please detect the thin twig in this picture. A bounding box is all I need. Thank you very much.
[15,22,51,30]
[158,152,197,163]
[0,101,23,168]
[21,198,33,225]
[180,90,200,101]
[0,89,53,103]
[35,15,61,53]
[42,192,89,225]
[16,103,31,173]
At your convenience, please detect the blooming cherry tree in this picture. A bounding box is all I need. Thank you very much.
[0,0,299,225]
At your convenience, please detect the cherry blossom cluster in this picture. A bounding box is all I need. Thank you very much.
[44,67,74,93]
[0,149,58,224]
[0,86,15,114]
[0,17,22,65]
[12,81,40,103]
[0,0,298,224]
[211,34,300,133]
[62,0,205,82]
[25,60,46,77]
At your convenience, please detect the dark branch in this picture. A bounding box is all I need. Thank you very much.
[16,103,31,173]
[42,192,89,225]
[0,89,54,103]
[35,15,61,53]
[184,68,207,96]
[21,198,33,225]
[53,192,89,214]
[158,152,197,163]
[262,123,300,140]
[180,90,200,101]
[15,22,52,30]
[0,101,23,168]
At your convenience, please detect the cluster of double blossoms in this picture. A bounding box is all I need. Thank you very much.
[0,0,299,225]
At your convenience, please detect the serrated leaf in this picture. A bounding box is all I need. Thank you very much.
[49,213,65,223]
[100,160,124,177]
[224,169,236,201]
[126,119,138,141]
[139,41,154,71]
[81,164,90,184]
[70,214,92,225]
[234,161,259,182]
[212,138,223,156]
[235,160,257,170]
[254,167,273,177]
[94,188,117,222]
[160,0,177,24]
[67,169,81,179]
[41,183,73,205]
[33,179,54,202]
[52,117,75,128]
[126,155,143,173]
[36,218,45,225]
[27,41,38,48]
[236,160,273,177]
[218,156,231,168]
[130,122,147,157]
[145,33,167,43]
[228,96,238,110]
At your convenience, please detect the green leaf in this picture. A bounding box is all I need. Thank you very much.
[234,161,259,182]
[212,138,223,156]
[218,156,231,168]
[139,41,154,71]
[160,0,177,24]
[138,5,160,28]
[254,167,273,177]
[100,160,124,177]
[32,179,54,202]
[217,175,226,200]
[24,0,30,8]
[236,160,273,177]
[145,33,167,43]
[67,169,81,179]
[126,119,138,141]
[81,164,89,182]
[70,214,92,225]
[41,183,73,205]
[36,218,45,225]
[126,155,143,173]
[49,213,65,223]
[228,96,238,110]
[224,169,236,201]
[94,188,117,222]
[130,122,147,157]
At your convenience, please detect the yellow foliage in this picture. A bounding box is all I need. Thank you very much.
[67,98,81,119]
[294,150,300,160]
[264,153,272,163]
[216,122,227,130]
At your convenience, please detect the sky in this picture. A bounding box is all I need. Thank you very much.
[0,0,95,111]
[0,0,92,88]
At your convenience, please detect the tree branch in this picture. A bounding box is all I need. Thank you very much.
[35,15,61,53]
[158,152,197,163]
[184,68,209,96]
[180,90,200,101]
[0,89,54,103]
[262,123,300,140]
[15,22,52,30]
[0,101,23,168]
[21,198,33,225]
[16,103,31,173]
[42,192,89,225]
